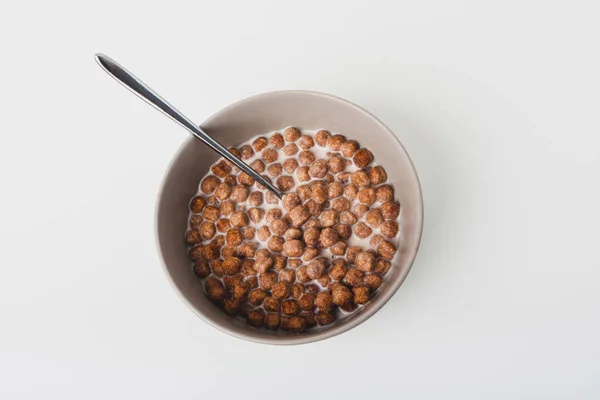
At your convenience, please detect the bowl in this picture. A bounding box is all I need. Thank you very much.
[156,90,423,345]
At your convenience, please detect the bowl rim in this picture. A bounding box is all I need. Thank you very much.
[155,90,424,345]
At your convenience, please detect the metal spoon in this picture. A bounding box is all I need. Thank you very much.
[94,53,283,199]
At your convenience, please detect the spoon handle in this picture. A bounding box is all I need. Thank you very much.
[95,53,283,199]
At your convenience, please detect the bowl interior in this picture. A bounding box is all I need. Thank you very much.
[156,91,423,344]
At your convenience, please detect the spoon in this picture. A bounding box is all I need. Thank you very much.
[94,53,283,199]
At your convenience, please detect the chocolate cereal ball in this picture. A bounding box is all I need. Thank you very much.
[273,254,287,271]
[302,247,319,262]
[316,311,335,326]
[343,184,358,200]
[270,218,289,236]
[369,166,387,185]
[193,260,211,278]
[365,273,383,290]
[202,205,221,222]
[230,185,249,203]
[208,285,227,304]
[223,274,244,291]
[319,227,339,248]
[255,227,270,245]
[289,205,310,227]
[269,133,285,149]
[296,166,310,182]
[335,224,352,240]
[370,234,385,248]
[310,182,329,204]
[211,162,231,178]
[304,218,321,230]
[320,210,339,227]
[254,249,273,273]
[299,293,316,310]
[304,200,322,217]
[267,236,284,253]
[283,239,304,257]
[223,175,237,186]
[298,150,316,165]
[303,227,320,247]
[248,288,267,306]
[300,312,317,328]
[265,190,279,205]
[298,135,314,149]
[352,285,370,304]
[308,160,328,179]
[201,176,220,194]
[267,163,283,178]
[340,211,358,225]
[259,271,278,290]
[328,156,346,174]
[296,266,310,283]
[271,281,290,300]
[221,246,237,258]
[188,245,203,261]
[377,240,397,260]
[376,185,394,202]
[239,144,254,159]
[283,158,299,174]
[329,259,348,281]
[358,188,376,205]
[331,197,351,213]
[279,269,295,284]
[351,171,371,188]
[307,258,327,280]
[247,309,265,327]
[190,196,207,213]
[246,275,259,288]
[242,227,255,240]
[354,204,369,218]
[380,220,399,238]
[223,299,240,315]
[292,282,304,298]
[356,251,376,272]
[332,286,352,306]
[346,246,361,263]
[185,229,202,245]
[222,257,241,275]
[289,316,306,332]
[315,130,330,146]
[353,148,374,168]
[282,193,300,212]
[283,143,299,156]
[345,268,364,286]
[250,159,265,173]
[238,172,255,186]
[285,227,303,240]
[189,215,204,229]
[262,147,278,163]
[265,209,282,223]
[328,181,343,199]
[276,175,295,191]
[216,218,231,233]
[365,209,384,228]
[327,134,346,150]
[230,210,249,227]
[354,222,373,239]
[340,140,359,158]
[265,312,281,330]
[315,291,333,311]
[220,200,235,216]
[232,281,250,301]
[376,259,392,276]
[202,243,220,261]
[381,201,401,219]
[283,127,301,142]
[239,242,256,258]
[226,229,242,246]
[282,299,300,316]
[252,136,268,151]
[331,241,347,256]
[296,184,310,201]
[337,172,351,183]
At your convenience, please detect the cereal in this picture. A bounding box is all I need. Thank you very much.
[369,166,387,185]
[193,260,211,278]
[358,188,376,205]
[211,163,230,178]
[332,286,352,306]
[283,240,304,257]
[216,218,231,233]
[220,200,235,216]
[226,229,243,246]
[365,273,383,290]
[202,205,221,221]
[265,190,279,205]
[298,135,314,149]
[315,291,333,311]
[292,283,304,298]
[314,130,330,146]
[351,171,370,188]
[329,259,348,281]
[247,309,265,327]
[353,148,374,168]
[289,205,310,227]
[316,311,335,326]
[283,143,299,156]
[370,234,385,248]
[259,271,278,290]
[365,209,384,228]
[269,133,285,149]
[185,229,202,245]
[302,247,319,262]
[340,140,359,157]
[331,241,347,256]
[276,175,295,191]
[337,172,351,183]
[354,204,369,218]
[289,316,306,332]
[267,236,284,253]
[271,282,290,299]
[380,220,399,238]
[306,258,327,280]
[298,150,316,165]
[252,137,268,151]
[273,255,287,271]
[249,208,265,224]
[189,215,204,228]
[356,251,376,272]
[201,176,220,194]
[279,269,295,284]
[250,159,265,173]
[345,268,364,286]
[284,227,303,241]
[335,224,352,240]
[319,227,339,248]
[190,196,207,213]
[230,211,249,227]
[282,299,300,316]
[381,201,401,219]
[327,134,346,150]
[340,211,357,225]
[284,127,301,142]
[375,259,391,276]
[328,155,346,173]
[265,312,281,330]
[283,158,299,174]
[331,197,351,212]
[239,242,257,258]
[352,285,370,304]
[308,160,328,178]
[262,148,278,163]
[376,185,394,202]
[282,193,301,211]
[296,266,310,283]
[377,240,397,260]
[267,163,283,178]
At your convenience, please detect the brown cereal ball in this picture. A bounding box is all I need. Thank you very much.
[298,150,316,165]
[188,245,203,261]
[282,239,304,258]
[293,185,308,202]
[238,172,255,186]
[283,143,299,156]
[283,127,301,142]
[332,286,353,306]
[280,268,296,284]
[341,186,356,202]
[354,204,369,218]
[331,197,351,212]
[304,284,320,295]
[331,241,348,256]
[252,136,268,151]
[315,291,333,311]
[185,229,202,245]
[292,283,304,298]
[208,285,227,304]
[337,172,351,183]
[264,209,281,224]
[289,316,306,332]
[324,174,335,183]
[328,156,346,174]
[356,251,376,272]
[247,309,265,327]
[189,215,204,229]
[339,302,358,313]
[202,243,220,261]
[304,218,321,230]
[376,259,392,276]
[254,250,273,273]
[239,144,254,159]
[353,148,374,168]
[223,175,237,186]
[223,275,244,291]
[238,242,257,258]
[320,210,339,227]
[365,273,383,290]
[221,246,237,259]
[377,240,397,260]
[303,227,321,247]
[296,266,310,283]
[376,185,395,202]
[265,190,279,205]
[230,210,249,227]
[246,193,262,208]
[204,276,222,292]
[220,200,235,216]
[318,275,330,289]
[269,133,285,149]
[262,148,278,163]
[265,312,281,330]
[310,182,328,204]
[340,140,359,158]
[226,229,242,246]
[262,298,281,314]
[319,227,339,248]
[366,209,384,228]
[352,285,370,304]
[246,275,259,288]
[207,195,219,205]
[302,247,319,262]
[370,234,385,248]
[346,247,361,263]
[211,162,231,178]
[259,271,278,290]
[340,211,358,225]
[222,257,241,275]
[283,158,299,174]
[300,312,317,328]
[271,281,291,299]
[295,166,310,182]
[351,171,371,188]
[232,281,250,301]
[298,135,314,149]
[358,188,377,205]
[229,185,248,203]
[256,226,271,242]
[308,160,328,179]
[202,205,221,222]
[315,311,335,326]
[248,208,264,224]
[276,176,295,191]
[250,159,265,173]
[345,268,364,286]
[267,163,283,178]
[223,298,241,315]
[315,130,330,146]
[193,260,211,278]
[307,258,327,280]
[248,288,267,306]
[381,201,401,219]
[280,316,291,331]
[335,224,352,240]
[269,218,289,236]
[369,166,387,185]
[327,134,346,150]
[212,235,225,247]
[273,254,287,271]
[298,293,316,311]
[328,181,343,199]
[201,176,220,194]
[282,299,300,316]
[210,261,224,277]
[284,227,303,241]
[305,200,323,217]
[267,236,284,253]
[380,220,399,238]
[288,205,310,227]
[190,196,207,213]
[330,259,348,281]
[216,218,231,233]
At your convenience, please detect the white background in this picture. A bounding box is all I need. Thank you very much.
[1,0,599,398]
